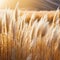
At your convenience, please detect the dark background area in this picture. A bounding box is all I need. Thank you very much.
[19,0,60,10]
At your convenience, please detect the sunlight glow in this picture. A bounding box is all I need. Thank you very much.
[0,0,5,8]
[0,0,18,9]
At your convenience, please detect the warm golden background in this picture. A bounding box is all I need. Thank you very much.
[0,0,60,10]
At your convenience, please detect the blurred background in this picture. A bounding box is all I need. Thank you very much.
[0,0,60,10]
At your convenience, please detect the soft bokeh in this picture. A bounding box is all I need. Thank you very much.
[0,0,60,10]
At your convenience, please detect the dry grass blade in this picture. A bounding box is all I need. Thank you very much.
[0,8,60,60]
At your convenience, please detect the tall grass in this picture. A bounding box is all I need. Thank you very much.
[0,8,60,60]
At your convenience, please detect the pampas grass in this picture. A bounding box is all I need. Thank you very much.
[0,8,60,60]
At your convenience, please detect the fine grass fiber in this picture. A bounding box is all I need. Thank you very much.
[0,8,60,60]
